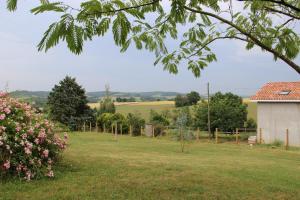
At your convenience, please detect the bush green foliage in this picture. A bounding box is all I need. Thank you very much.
[98,98,116,115]
[175,91,200,107]
[0,92,67,181]
[149,110,170,136]
[47,76,94,130]
[186,91,201,105]
[175,95,189,107]
[97,112,144,135]
[171,107,193,128]
[127,113,145,136]
[245,118,257,129]
[116,97,136,102]
[98,85,116,116]
[149,110,170,126]
[193,92,247,132]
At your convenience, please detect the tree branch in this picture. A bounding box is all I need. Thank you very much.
[79,0,160,16]
[264,6,300,20]
[188,36,248,59]
[183,5,300,74]
[239,0,300,12]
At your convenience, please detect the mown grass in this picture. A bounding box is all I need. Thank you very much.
[1,133,299,200]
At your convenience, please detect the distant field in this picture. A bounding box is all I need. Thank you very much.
[243,99,257,121]
[89,100,257,122]
[89,101,175,121]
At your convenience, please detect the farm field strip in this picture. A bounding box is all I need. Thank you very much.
[89,100,257,122]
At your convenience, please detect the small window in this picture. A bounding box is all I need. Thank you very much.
[278,90,291,95]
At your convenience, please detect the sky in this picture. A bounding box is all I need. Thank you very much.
[0,1,299,96]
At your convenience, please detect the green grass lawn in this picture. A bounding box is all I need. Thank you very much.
[1,133,299,200]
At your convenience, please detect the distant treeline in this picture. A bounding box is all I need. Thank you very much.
[9,90,184,106]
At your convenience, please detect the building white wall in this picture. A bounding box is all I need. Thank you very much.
[257,102,300,146]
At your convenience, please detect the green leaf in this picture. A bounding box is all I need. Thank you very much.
[31,2,65,15]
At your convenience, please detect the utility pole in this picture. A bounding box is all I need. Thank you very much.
[207,82,211,139]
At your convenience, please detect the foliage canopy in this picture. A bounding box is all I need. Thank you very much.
[193,92,247,132]
[6,0,300,75]
[47,76,93,130]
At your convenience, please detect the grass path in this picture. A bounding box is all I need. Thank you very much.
[1,133,299,200]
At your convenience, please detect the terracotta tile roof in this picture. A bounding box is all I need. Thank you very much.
[250,81,300,101]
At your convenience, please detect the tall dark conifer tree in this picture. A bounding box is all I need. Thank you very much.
[47,76,92,129]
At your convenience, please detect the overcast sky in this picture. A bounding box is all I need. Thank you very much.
[0,1,299,95]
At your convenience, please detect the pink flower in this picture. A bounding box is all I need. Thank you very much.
[24,147,32,155]
[34,138,40,145]
[64,133,68,140]
[25,105,31,111]
[21,133,27,139]
[47,170,54,178]
[27,128,34,135]
[4,107,11,114]
[0,114,6,120]
[26,141,33,148]
[16,126,21,132]
[0,92,7,97]
[3,160,10,170]
[25,171,32,181]
[43,149,49,158]
[0,126,6,132]
[38,129,47,141]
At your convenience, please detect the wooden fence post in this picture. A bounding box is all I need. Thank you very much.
[130,125,132,136]
[152,126,155,138]
[166,126,169,137]
[103,124,106,133]
[140,126,143,136]
[83,121,86,132]
[120,124,123,135]
[96,123,98,133]
[90,122,92,132]
[111,124,114,134]
[115,123,118,140]
[285,129,289,150]
[215,128,218,144]
[196,128,200,141]
[236,128,239,144]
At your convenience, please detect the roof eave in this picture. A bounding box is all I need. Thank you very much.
[251,99,300,103]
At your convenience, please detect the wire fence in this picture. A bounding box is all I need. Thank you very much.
[74,122,258,144]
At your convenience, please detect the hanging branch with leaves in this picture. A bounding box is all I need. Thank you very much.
[6,0,300,75]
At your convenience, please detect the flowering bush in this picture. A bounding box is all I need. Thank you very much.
[0,92,67,181]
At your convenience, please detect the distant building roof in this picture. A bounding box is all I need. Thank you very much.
[251,81,300,102]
